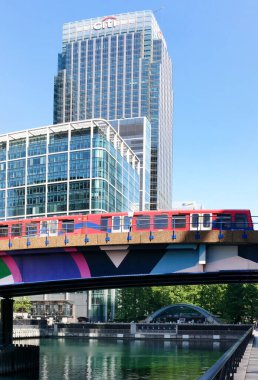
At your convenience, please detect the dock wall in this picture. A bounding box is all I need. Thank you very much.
[13,322,253,341]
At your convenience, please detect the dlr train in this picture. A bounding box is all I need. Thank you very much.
[0,209,253,239]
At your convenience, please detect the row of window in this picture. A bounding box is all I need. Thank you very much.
[0,213,248,237]
[100,213,248,231]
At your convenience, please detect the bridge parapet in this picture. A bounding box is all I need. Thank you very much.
[1,230,258,252]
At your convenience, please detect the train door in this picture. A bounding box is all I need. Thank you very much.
[123,215,133,232]
[40,220,58,236]
[111,215,132,232]
[190,213,212,231]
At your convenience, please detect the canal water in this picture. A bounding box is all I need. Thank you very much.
[3,338,232,380]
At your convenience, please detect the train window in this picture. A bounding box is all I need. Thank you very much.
[154,214,168,229]
[100,217,109,232]
[49,221,58,234]
[112,216,121,231]
[191,214,199,229]
[62,220,74,233]
[26,223,38,236]
[136,215,150,230]
[235,214,248,229]
[172,215,186,229]
[11,224,22,237]
[203,214,211,228]
[0,225,8,237]
[123,216,132,231]
[41,221,48,235]
[215,214,232,229]
[40,220,58,236]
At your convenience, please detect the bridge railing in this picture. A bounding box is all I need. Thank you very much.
[0,214,257,250]
[198,327,253,380]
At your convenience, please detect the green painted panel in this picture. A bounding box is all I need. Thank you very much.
[0,258,11,279]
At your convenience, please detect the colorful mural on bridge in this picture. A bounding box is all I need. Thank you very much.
[0,244,258,286]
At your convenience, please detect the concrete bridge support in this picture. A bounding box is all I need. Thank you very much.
[0,298,13,346]
[0,298,39,375]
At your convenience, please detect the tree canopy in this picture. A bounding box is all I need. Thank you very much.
[115,284,258,323]
[13,297,31,314]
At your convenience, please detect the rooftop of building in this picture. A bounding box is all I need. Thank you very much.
[0,119,140,170]
[61,10,166,48]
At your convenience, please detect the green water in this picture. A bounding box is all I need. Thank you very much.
[3,338,231,380]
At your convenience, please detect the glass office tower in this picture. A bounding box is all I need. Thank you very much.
[0,119,140,220]
[110,117,151,211]
[54,10,173,210]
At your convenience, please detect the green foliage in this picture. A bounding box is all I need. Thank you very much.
[193,284,227,317]
[243,284,258,323]
[116,283,258,323]
[13,297,31,313]
[223,284,258,323]
[116,287,155,321]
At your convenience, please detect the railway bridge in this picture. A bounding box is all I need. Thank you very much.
[1,229,258,345]
[1,229,258,296]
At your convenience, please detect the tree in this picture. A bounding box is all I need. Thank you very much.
[242,284,258,323]
[223,284,246,323]
[116,285,215,321]
[116,284,258,323]
[13,297,31,315]
[195,284,227,317]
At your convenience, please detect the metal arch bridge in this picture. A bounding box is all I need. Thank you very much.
[1,229,258,297]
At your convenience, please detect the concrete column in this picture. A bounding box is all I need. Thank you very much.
[130,323,136,334]
[87,290,92,321]
[103,289,108,322]
[0,298,14,346]
[111,289,116,321]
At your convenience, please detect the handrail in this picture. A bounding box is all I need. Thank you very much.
[198,327,253,380]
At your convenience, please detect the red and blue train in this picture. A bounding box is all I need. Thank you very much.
[0,209,253,238]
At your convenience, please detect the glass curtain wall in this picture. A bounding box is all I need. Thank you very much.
[0,120,140,220]
[53,10,173,210]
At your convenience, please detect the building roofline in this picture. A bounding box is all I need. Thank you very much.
[0,119,140,169]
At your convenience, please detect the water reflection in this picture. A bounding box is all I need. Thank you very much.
[5,338,232,380]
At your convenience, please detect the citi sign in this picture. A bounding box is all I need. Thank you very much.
[93,16,119,30]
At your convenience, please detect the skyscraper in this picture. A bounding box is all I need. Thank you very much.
[54,10,173,210]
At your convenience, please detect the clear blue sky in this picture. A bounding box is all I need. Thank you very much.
[0,0,257,215]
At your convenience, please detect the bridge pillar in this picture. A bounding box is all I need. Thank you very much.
[0,298,14,346]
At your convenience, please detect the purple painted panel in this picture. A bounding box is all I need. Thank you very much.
[13,253,82,282]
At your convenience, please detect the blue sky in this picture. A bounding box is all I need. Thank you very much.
[0,0,257,215]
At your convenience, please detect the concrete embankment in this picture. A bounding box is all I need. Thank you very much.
[13,321,252,342]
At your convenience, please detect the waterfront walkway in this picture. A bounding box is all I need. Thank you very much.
[235,329,258,379]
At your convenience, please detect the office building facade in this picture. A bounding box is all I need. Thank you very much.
[30,290,116,323]
[110,117,151,211]
[1,119,140,322]
[54,10,173,210]
[0,119,140,220]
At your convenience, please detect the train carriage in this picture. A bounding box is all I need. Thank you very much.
[0,209,253,239]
